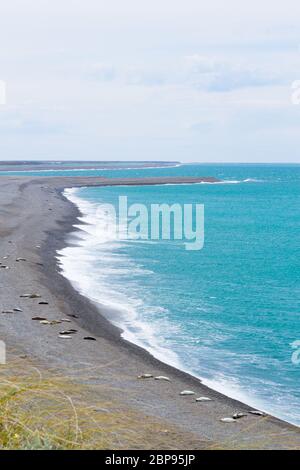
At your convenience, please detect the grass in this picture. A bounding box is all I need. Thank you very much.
[0,354,203,450]
[1,355,299,450]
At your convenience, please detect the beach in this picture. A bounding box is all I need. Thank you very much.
[0,175,299,450]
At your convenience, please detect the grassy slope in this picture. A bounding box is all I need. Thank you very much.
[0,352,205,450]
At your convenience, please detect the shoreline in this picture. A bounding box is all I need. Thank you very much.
[59,184,299,426]
[0,175,299,449]
[0,161,181,172]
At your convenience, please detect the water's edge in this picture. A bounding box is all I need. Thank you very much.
[55,185,299,428]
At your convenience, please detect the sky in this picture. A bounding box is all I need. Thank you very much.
[0,0,300,162]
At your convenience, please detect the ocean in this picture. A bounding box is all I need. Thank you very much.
[3,163,300,425]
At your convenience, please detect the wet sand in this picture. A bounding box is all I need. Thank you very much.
[0,175,299,449]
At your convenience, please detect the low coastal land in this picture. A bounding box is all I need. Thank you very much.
[0,161,180,172]
[0,175,299,449]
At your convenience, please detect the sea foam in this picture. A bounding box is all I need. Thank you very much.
[57,188,182,368]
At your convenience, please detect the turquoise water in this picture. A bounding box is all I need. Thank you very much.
[54,164,300,425]
[1,162,297,180]
[3,163,299,424]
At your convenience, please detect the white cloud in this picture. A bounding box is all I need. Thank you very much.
[183,55,280,92]
[90,63,116,81]
[86,54,281,93]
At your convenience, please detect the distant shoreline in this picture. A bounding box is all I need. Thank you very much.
[0,161,299,172]
[0,161,181,172]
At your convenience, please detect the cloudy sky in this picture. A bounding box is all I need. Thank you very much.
[0,0,300,162]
